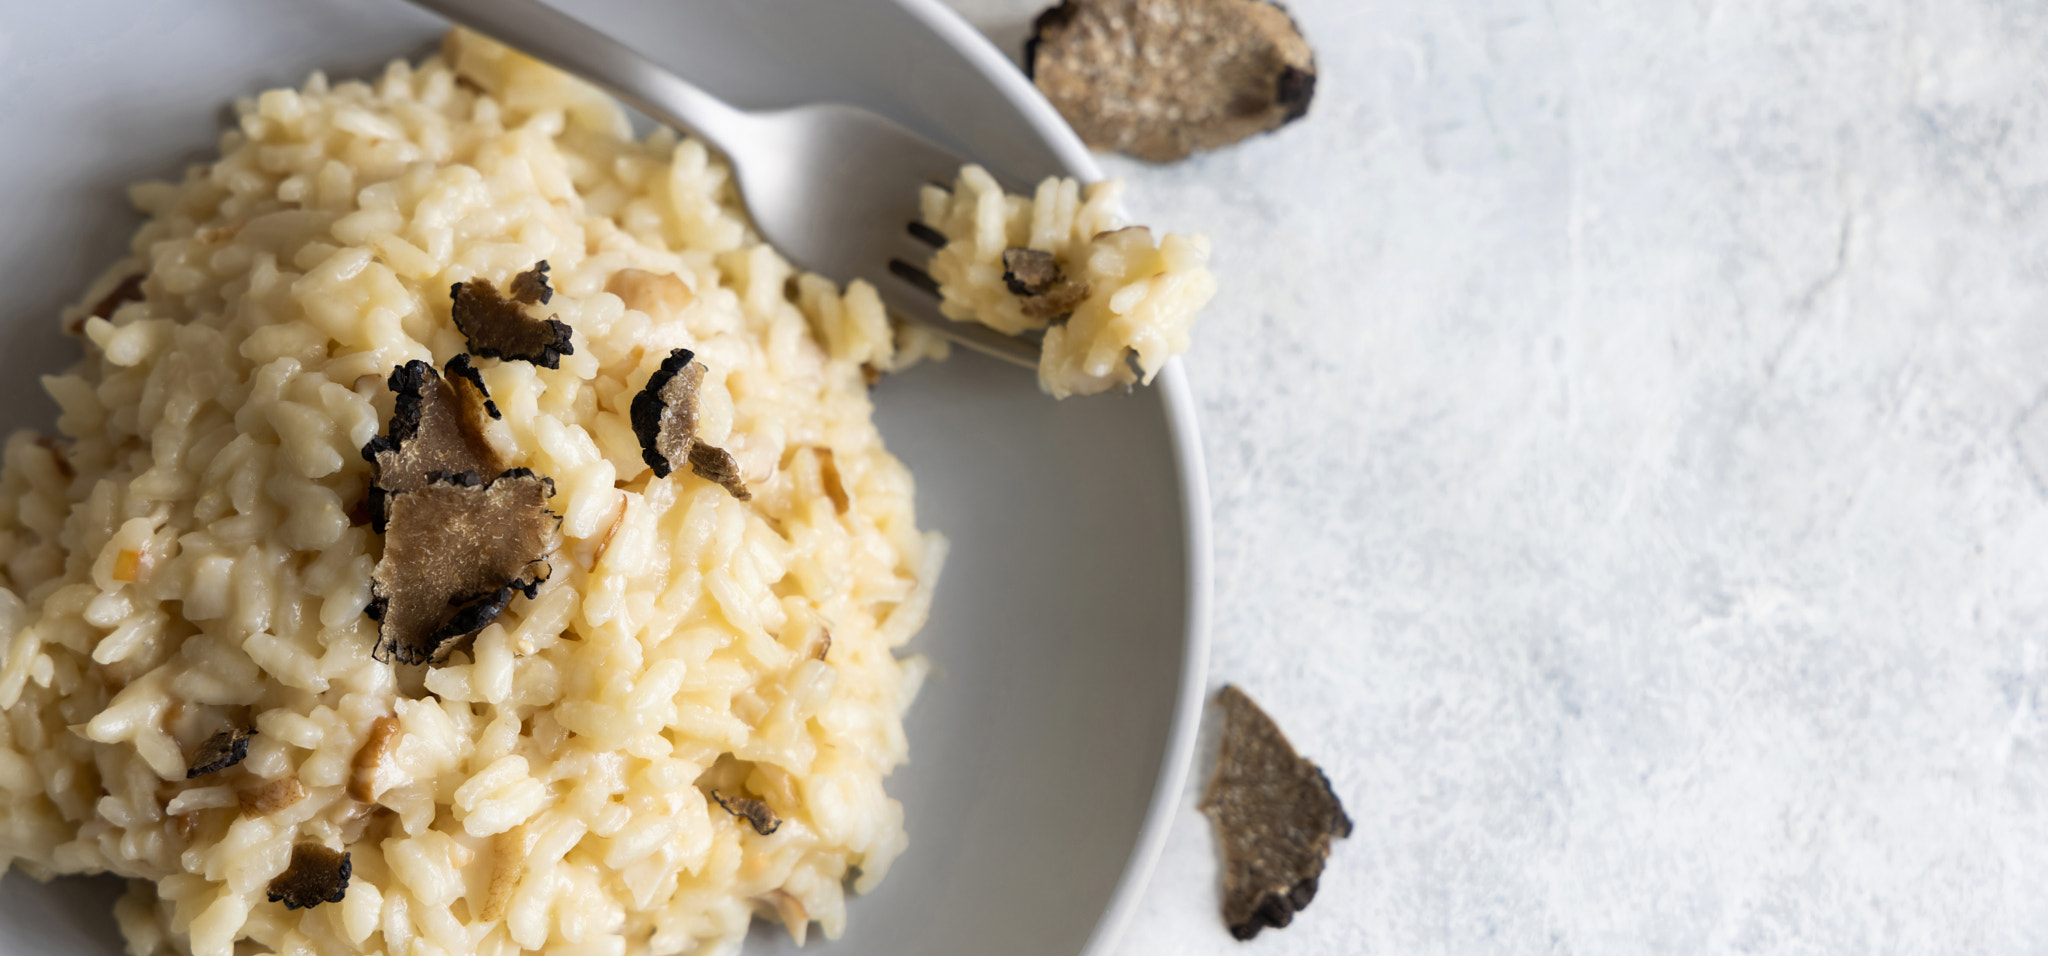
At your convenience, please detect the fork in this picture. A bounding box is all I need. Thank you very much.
[405,0,1040,368]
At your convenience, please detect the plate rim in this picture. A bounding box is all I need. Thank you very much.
[0,2,1216,951]
[888,2,1215,952]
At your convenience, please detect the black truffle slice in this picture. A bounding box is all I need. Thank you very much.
[1199,684,1350,940]
[630,349,752,500]
[360,359,509,533]
[186,727,253,779]
[1026,0,1317,163]
[451,262,576,369]
[630,348,703,479]
[444,353,502,422]
[508,260,553,306]
[367,469,561,665]
[267,844,351,910]
[1002,247,1092,323]
[1002,248,1061,296]
[710,789,781,836]
[687,443,752,502]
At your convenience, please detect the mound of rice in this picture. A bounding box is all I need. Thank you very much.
[920,165,1216,398]
[0,32,945,956]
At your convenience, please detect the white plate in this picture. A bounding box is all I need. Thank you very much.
[0,2,1210,954]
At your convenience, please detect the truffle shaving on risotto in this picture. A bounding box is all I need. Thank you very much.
[0,30,949,956]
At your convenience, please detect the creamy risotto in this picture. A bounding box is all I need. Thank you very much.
[920,166,1216,398]
[0,32,946,956]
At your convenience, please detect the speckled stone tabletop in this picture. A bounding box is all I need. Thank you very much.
[945,0,2048,952]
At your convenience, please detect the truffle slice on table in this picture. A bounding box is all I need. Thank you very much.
[360,358,510,532]
[1027,0,1317,163]
[451,261,577,369]
[267,844,352,910]
[629,348,752,500]
[367,469,561,665]
[1199,684,1350,940]
[186,726,253,779]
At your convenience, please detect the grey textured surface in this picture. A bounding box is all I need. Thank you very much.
[949,0,2048,952]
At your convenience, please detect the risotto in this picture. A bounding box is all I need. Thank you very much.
[0,32,948,956]
[919,166,1216,398]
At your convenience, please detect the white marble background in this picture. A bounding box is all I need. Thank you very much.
[945,0,2048,952]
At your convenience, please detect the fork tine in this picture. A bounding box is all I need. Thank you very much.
[887,259,943,296]
[875,265,1039,370]
[907,221,947,248]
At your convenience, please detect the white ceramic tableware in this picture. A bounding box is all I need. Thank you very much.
[0,3,1209,954]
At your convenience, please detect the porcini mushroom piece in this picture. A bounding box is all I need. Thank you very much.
[1199,684,1350,940]
[758,889,810,946]
[367,469,561,665]
[605,268,694,318]
[238,775,308,816]
[267,843,351,910]
[451,262,576,369]
[815,447,849,515]
[348,716,402,803]
[1027,0,1317,163]
[479,826,529,922]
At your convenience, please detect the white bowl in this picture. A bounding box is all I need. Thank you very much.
[0,3,1210,954]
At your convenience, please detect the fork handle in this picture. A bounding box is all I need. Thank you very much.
[408,0,759,151]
